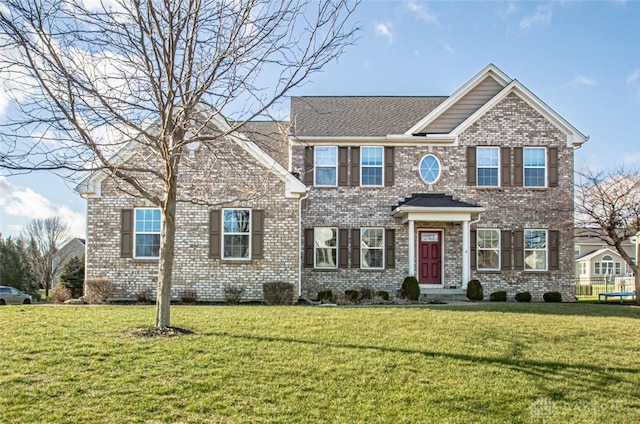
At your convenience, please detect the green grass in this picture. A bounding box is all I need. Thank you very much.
[1,303,639,423]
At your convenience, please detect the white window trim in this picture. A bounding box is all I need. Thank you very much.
[314,227,338,269]
[222,208,252,261]
[476,146,500,188]
[524,228,548,271]
[133,207,161,259]
[523,147,547,188]
[360,146,384,187]
[477,228,501,271]
[360,227,385,270]
[419,154,442,185]
[314,146,338,187]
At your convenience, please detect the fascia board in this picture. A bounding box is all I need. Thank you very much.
[579,247,621,262]
[404,64,512,135]
[290,134,456,146]
[392,206,485,224]
[451,81,588,147]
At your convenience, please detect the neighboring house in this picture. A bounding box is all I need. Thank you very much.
[77,64,588,301]
[51,238,86,289]
[574,227,637,281]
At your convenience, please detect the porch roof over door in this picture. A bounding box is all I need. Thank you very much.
[391,193,484,223]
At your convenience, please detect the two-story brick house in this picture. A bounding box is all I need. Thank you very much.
[77,64,587,301]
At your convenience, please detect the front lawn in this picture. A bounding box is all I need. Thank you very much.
[1,303,639,423]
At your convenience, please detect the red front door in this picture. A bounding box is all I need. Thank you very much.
[419,231,442,284]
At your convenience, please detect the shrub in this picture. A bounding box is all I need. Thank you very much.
[515,291,532,303]
[344,290,359,301]
[359,286,374,300]
[180,289,198,304]
[51,285,71,304]
[466,279,484,301]
[375,290,390,301]
[263,282,294,305]
[85,277,116,304]
[400,276,420,301]
[489,290,507,302]
[224,284,245,304]
[58,255,85,298]
[317,290,333,302]
[543,291,562,303]
[136,289,153,304]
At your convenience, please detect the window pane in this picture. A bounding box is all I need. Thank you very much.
[524,148,545,166]
[223,235,249,258]
[363,249,383,268]
[524,168,545,187]
[315,228,337,268]
[315,146,337,166]
[362,229,384,248]
[224,210,250,233]
[136,209,161,232]
[362,167,382,186]
[135,234,160,257]
[477,168,498,186]
[477,148,498,166]
[525,250,546,270]
[478,250,499,269]
[315,167,337,186]
[477,230,499,249]
[525,230,546,249]
[420,155,441,184]
[361,147,382,166]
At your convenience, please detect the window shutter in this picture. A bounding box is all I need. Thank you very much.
[466,147,476,186]
[501,230,512,270]
[304,228,314,267]
[385,228,395,268]
[338,147,349,187]
[350,147,360,186]
[338,229,348,268]
[121,209,133,258]
[549,230,559,270]
[470,230,476,269]
[351,229,360,268]
[548,147,559,187]
[304,146,314,185]
[251,210,264,259]
[501,147,511,186]
[209,210,221,259]
[384,147,395,186]
[514,230,524,270]
[513,148,523,187]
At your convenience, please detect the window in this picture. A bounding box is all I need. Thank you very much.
[578,262,587,275]
[361,228,384,269]
[524,147,546,187]
[134,208,161,258]
[361,146,383,186]
[477,147,499,187]
[314,146,337,186]
[595,254,620,275]
[419,154,441,185]
[524,229,547,270]
[222,209,251,259]
[477,229,500,271]
[314,227,337,268]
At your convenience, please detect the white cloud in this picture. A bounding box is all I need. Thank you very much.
[0,176,85,238]
[626,69,640,85]
[520,4,553,30]
[374,21,394,44]
[622,152,640,166]
[570,75,596,87]
[499,1,518,19]
[443,43,455,55]
[405,1,438,25]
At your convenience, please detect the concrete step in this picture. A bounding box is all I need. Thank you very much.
[419,287,469,302]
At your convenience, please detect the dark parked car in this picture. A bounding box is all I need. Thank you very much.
[0,286,32,305]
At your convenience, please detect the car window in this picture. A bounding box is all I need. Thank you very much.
[10,288,20,295]
[0,287,9,294]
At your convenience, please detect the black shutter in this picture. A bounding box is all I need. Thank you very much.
[209,210,221,259]
[548,148,558,187]
[470,230,477,270]
[350,147,360,186]
[121,209,133,258]
[501,230,512,270]
[514,230,524,270]
[304,228,314,267]
[338,229,348,268]
[549,230,559,270]
[384,147,395,186]
[466,147,476,186]
[501,147,511,186]
[338,147,349,186]
[513,148,523,187]
[251,210,264,259]
[304,146,314,185]
[351,229,360,268]
[385,229,395,269]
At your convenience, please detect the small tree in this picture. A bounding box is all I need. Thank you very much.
[58,255,85,298]
[0,237,38,297]
[575,167,640,304]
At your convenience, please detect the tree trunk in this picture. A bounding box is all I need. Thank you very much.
[635,272,640,306]
[156,185,177,328]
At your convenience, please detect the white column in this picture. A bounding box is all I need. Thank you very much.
[462,220,470,288]
[408,220,415,277]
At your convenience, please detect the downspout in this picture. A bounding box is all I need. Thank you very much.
[463,213,482,288]
[298,189,310,297]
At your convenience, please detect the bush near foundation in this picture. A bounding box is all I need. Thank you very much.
[263,282,294,305]
[51,285,72,304]
[489,291,507,302]
[515,292,532,303]
[543,291,562,303]
[344,290,359,301]
[466,279,484,301]
[317,290,333,302]
[85,278,116,304]
[400,276,420,301]
[375,290,390,301]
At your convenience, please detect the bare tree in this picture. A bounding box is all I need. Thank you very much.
[21,217,70,297]
[0,0,358,327]
[575,167,640,303]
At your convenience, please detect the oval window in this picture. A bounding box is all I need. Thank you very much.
[419,154,441,184]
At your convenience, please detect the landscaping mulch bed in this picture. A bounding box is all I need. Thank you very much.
[129,326,195,338]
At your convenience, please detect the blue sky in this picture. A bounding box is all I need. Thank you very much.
[1,0,639,239]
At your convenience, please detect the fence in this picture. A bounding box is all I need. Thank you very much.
[574,277,635,298]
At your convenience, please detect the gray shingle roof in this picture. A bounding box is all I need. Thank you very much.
[393,194,481,210]
[291,96,448,137]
